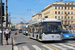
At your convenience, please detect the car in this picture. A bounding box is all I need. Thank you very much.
[19,29,22,33]
[22,31,26,35]
[61,30,75,40]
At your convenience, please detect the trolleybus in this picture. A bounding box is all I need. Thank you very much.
[28,18,62,41]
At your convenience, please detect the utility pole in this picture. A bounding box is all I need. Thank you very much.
[6,0,8,27]
[0,0,3,45]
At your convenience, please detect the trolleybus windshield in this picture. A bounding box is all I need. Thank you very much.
[43,22,62,34]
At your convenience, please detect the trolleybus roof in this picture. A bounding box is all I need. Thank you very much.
[28,18,61,25]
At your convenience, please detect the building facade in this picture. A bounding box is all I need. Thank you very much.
[42,1,75,28]
[32,12,42,21]
[15,22,25,29]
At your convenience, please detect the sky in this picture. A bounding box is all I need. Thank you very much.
[2,0,75,25]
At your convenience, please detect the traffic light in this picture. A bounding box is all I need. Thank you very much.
[2,17,5,23]
[2,5,4,16]
[0,3,4,16]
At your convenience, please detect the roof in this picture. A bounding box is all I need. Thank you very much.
[32,12,41,17]
[29,18,61,25]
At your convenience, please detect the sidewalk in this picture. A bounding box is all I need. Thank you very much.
[0,34,12,50]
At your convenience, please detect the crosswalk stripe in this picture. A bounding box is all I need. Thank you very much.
[46,44,58,50]
[32,45,42,50]
[66,43,75,46]
[23,46,29,50]
[14,46,18,50]
[58,43,75,49]
[42,45,54,50]
[50,44,67,50]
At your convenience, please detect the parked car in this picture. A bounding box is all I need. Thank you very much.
[61,30,75,40]
[19,29,22,33]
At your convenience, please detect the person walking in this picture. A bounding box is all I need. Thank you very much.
[9,29,11,39]
[15,31,17,35]
[5,29,9,45]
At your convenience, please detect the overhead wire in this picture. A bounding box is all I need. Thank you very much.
[27,0,37,9]
[30,0,40,9]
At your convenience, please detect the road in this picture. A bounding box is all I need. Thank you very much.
[12,31,75,50]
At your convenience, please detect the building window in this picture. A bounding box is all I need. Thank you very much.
[55,16,57,19]
[65,21,67,24]
[58,11,60,14]
[68,21,70,24]
[68,16,70,19]
[55,6,57,9]
[71,3,73,5]
[55,11,57,14]
[61,16,63,19]
[71,7,73,10]
[58,16,60,19]
[71,12,73,14]
[68,7,70,10]
[62,21,63,24]
[65,3,66,5]
[61,11,63,14]
[45,16,48,18]
[58,7,60,9]
[71,21,73,24]
[71,16,73,19]
[68,11,70,14]
[65,16,67,19]
[65,7,66,9]
[68,3,70,5]
[65,11,67,14]
[62,7,63,9]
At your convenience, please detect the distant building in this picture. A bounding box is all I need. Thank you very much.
[15,22,25,29]
[42,1,75,28]
[32,12,42,21]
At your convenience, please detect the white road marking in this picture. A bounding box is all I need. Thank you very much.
[42,45,54,50]
[23,46,29,50]
[14,46,18,50]
[50,44,67,50]
[66,43,75,46]
[58,43,75,49]
[32,45,42,50]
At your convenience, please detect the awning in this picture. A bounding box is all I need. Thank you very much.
[4,27,10,28]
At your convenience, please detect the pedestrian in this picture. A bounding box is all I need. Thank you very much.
[9,29,11,39]
[5,29,9,45]
[15,31,17,35]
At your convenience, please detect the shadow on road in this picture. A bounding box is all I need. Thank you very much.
[40,40,68,44]
[15,42,26,46]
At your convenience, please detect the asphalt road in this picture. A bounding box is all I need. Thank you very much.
[12,31,75,50]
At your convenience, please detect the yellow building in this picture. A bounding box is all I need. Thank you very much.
[42,1,75,28]
[15,22,25,29]
[32,12,42,21]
